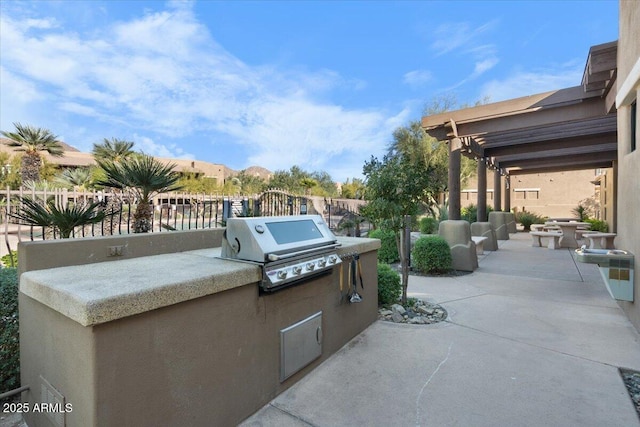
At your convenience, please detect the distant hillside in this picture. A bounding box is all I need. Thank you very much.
[225,165,272,181]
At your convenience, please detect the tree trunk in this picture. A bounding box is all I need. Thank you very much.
[134,200,153,233]
[21,152,41,184]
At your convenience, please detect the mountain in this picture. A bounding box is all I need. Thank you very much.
[225,165,272,181]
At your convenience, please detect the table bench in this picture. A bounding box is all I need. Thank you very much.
[471,236,489,255]
[583,232,617,249]
[530,231,562,249]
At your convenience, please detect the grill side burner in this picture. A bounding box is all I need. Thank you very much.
[220,215,342,291]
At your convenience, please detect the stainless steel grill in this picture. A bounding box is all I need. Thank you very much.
[220,215,342,291]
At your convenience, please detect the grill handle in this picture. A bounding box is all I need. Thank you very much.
[267,243,341,261]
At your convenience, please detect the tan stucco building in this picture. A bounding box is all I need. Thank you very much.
[461,169,604,220]
[614,0,640,330]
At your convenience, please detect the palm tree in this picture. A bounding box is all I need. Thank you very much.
[1,123,64,184]
[53,168,93,190]
[92,138,135,163]
[96,154,183,233]
[300,177,318,196]
[10,197,106,239]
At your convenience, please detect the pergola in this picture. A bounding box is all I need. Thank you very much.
[421,41,618,225]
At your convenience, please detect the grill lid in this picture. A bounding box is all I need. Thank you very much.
[221,215,339,263]
[220,215,342,291]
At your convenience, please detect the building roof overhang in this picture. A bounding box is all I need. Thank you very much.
[421,41,618,176]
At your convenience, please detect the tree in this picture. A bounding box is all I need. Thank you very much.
[92,138,135,163]
[1,123,64,184]
[96,154,183,233]
[0,153,22,190]
[340,178,366,199]
[53,168,93,190]
[235,170,267,194]
[385,120,449,216]
[300,177,318,195]
[362,121,449,305]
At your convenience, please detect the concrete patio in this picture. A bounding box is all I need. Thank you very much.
[242,232,640,426]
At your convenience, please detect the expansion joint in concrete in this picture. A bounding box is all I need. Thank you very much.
[269,402,318,426]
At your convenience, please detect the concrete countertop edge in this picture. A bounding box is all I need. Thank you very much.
[20,237,380,327]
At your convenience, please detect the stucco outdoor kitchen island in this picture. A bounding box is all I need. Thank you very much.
[17,229,380,427]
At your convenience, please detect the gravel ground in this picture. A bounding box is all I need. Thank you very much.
[621,369,640,419]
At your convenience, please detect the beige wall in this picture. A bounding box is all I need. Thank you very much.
[616,0,640,330]
[19,230,379,426]
[461,169,600,219]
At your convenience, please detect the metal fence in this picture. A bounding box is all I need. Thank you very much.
[1,188,369,257]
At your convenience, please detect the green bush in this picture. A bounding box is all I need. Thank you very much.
[461,204,477,223]
[412,236,452,274]
[1,250,17,268]
[0,267,19,401]
[516,210,546,231]
[369,228,399,264]
[584,218,608,232]
[419,217,438,234]
[377,263,401,305]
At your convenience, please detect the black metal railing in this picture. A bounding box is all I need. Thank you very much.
[1,188,369,253]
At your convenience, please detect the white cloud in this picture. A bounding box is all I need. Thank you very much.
[479,67,583,102]
[403,70,433,87]
[134,134,195,160]
[430,19,499,56]
[0,4,405,183]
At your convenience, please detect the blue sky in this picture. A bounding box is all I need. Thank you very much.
[0,0,619,182]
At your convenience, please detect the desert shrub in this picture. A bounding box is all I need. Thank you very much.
[0,267,19,401]
[516,210,546,231]
[419,217,438,234]
[461,204,477,223]
[1,250,17,268]
[369,228,399,264]
[572,204,589,221]
[412,236,452,274]
[584,218,608,232]
[377,263,401,305]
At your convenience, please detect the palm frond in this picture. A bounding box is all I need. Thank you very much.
[10,197,107,238]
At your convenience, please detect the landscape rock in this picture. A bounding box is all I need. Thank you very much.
[391,304,406,315]
[379,300,447,325]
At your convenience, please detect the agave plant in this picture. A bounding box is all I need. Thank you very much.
[10,197,106,238]
[96,154,182,233]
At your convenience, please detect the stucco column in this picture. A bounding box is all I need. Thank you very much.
[493,169,502,211]
[504,175,511,212]
[448,138,462,220]
[612,160,617,233]
[477,158,487,221]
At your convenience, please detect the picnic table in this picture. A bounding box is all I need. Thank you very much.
[544,221,591,248]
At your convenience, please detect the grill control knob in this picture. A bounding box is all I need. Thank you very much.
[277,270,288,280]
[317,259,327,268]
[306,262,315,271]
[328,255,337,264]
[292,266,302,275]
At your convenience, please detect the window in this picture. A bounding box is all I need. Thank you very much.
[514,188,539,200]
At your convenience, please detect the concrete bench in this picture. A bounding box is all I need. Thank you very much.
[530,231,562,249]
[470,221,498,251]
[574,228,591,240]
[438,220,478,272]
[471,236,488,255]
[488,212,509,240]
[530,224,545,232]
[583,232,616,249]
